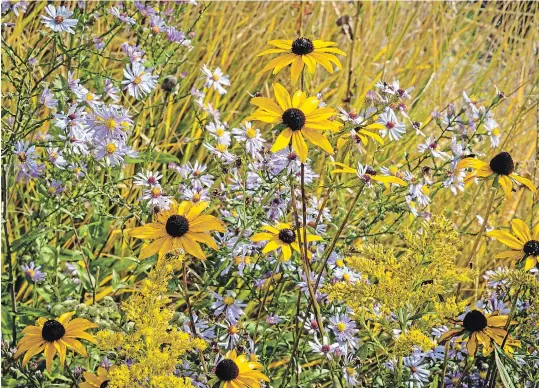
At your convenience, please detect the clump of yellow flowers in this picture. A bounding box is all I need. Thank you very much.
[325,216,474,334]
[96,254,206,388]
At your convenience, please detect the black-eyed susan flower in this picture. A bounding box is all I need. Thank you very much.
[80,367,109,388]
[456,152,536,200]
[330,162,407,187]
[251,223,322,261]
[14,312,97,373]
[248,83,341,162]
[486,218,539,271]
[130,201,225,261]
[258,37,345,82]
[439,309,519,356]
[213,349,269,388]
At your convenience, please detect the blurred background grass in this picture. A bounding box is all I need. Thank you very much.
[3,1,538,301]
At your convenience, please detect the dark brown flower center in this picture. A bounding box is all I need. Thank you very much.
[523,240,539,257]
[291,37,314,55]
[42,319,66,342]
[282,108,305,131]
[100,381,110,388]
[278,228,296,244]
[462,310,488,332]
[54,15,64,24]
[165,215,189,237]
[215,359,240,381]
[489,152,514,176]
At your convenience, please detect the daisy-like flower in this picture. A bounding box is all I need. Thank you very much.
[251,223,322,261]
[14,312,97,373]
[201,65,230,95]
[41,5,78,34]
[486,219,539,271]
[403,354,430,387]
[439,309,519,356]
[212,349,269,388]
[206,121,231,146]
[94,139,128,167]
[122,62,158,100]
[258,37,345,82]
[21,262,46,283]
[308,336,339,360]
[331,162,407,187]
[212,291,246,324]
[80,367,109,388]
[456,152,536,200]
[328,314,359,353]
[231,122,265,158]
[248,83,341,162]
[133,169,162,187]
[103,79,120,102]
[40,86,58,109]
[141,185,173,211]
[377,108,406,141]
[130,201,225,260]
[417,137,450,160]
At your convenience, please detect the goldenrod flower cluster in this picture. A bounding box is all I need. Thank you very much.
[325,216,474,328]
[96,255,205,388]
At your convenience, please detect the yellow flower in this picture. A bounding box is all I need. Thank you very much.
[14,312,97,373]
[486,219,539,271]
[336,126,385,151]
[130,201,225,260]
[330,162,407,186]
[213,349,269,388]
[80,367,109,388]
[456,152,536,200]
[251,222,322,261]
[439,310,519,356]
[248,83,341,162]
[258,37,345,82]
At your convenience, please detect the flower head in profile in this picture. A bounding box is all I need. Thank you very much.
[248,83,341,162]
[251,222,322,261]
[21,262,46,283]
[486,219,539,271]
[331,162,407,187]
[130,201,225,260]
[41,5,78,34]
[456,152,536,200]
[212,349,269,388]
[80,367,109,388]
[258,37,345,82]
[14,312,97,373]
[439,309,519,356]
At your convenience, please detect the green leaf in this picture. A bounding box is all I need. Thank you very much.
[495,348,517,388]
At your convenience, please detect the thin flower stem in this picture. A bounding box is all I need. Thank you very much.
[461,185,497,299]
[314,181,366,289]
[182,260,208,374]
[253,260,280,342]
[486,285,523,388]
[440,341,450,387]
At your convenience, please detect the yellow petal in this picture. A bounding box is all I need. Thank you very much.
[250,97,282,115]
[302,128,333,155]
[302,54,317,73]
[45,342,57,373]
[524,256,537,271]
[510,219,531,243]
[181,235,206,260]
[486,230,523,250]
[498,175,513,200]
[262,240,282,254]
[290,57,304,83]
[292,131,309,162]
[511,173,537,193]
[298,97,321,115]
[270,128,293,153]
[273,83,291,110]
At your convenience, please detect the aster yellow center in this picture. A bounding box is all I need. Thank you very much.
[212,74,220,81]
[223,296,234,306]
[336,322,346,332]
[151,187,161,197]
[134,75,143,85]
[105,143,117,154]
[246,127,257,139]
[335,259,345,268]
[105,119,117,130]
[216,144,227,153]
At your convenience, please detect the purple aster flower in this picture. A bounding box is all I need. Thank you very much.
[21,262,46,283]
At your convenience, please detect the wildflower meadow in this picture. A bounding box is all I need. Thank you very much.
[2,1,539,387]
